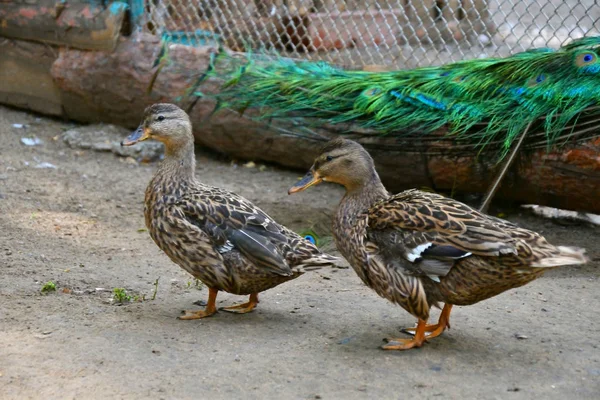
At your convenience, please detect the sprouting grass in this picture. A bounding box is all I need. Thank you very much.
[132,294,146,302]
[187,279,203,290]
[41,281,56,293]
[151,278,159,300]
[113,288,132,303]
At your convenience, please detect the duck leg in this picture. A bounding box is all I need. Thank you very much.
[402,304,453,339]
[178,287,218,320]
[221,293,259,314]
[382,320,428,350]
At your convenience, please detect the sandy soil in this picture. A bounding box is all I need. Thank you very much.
[0,105,599,399]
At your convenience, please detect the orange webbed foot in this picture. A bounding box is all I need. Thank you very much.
[382,319,428,351]
[402,304,453,340]
[177,287,218,320]
[220,293,259,314]
[178,308,217,320]
[382,337,426,350]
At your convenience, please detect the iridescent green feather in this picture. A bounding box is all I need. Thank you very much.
[201,37,600,159]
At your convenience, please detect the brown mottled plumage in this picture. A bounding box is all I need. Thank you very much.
[122,104,338,319]
[289,138,588,350]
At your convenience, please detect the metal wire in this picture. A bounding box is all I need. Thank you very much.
[140,0,600,69]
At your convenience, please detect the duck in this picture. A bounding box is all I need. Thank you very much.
[121,103,339,319]
[288,137,588,350]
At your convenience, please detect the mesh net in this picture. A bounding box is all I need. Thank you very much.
[139,0,600,69]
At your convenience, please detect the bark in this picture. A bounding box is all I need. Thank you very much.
[0,0,127,51]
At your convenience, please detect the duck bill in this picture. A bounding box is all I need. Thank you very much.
[288,171,323,194]
[121,126,150,146]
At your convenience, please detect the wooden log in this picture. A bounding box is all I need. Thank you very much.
[2,33,596,213]
[0,38,62,115]
[0,1,128,51]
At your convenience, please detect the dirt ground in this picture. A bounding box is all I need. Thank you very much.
[0,104,599,399]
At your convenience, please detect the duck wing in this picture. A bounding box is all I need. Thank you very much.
[367,189,524,280]
[176,184,341,276]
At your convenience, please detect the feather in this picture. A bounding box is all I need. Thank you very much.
[228,229,292,276]
[201,37,600,159]
[299,228,320,246]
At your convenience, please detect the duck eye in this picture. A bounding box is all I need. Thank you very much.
[326,155,333,162]
[157,115,165,122]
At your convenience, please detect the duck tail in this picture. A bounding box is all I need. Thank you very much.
[532,246,589,267]
[294,253,343,272]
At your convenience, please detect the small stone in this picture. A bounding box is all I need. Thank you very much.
[234,355,241,362]
[123,157,138,165]
[338,337,353,345]
[514,334,528,340]
[34,333,50,339]
[35,162,57,169]
[21,137,42,146]
[243,161,256,168]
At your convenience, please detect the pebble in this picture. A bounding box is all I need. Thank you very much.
[514,334,528,340]
[338,337,353,345]
[35,162,57,169]
[21,137,42,146]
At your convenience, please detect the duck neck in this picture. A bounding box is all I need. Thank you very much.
[156,139,196,185]
[338,169,388,221]
[347,169,387,202]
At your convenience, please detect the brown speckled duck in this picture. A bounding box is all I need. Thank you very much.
[122,104,338,319]
[289,138,588,350]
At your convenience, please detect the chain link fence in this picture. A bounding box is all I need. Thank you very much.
[140,0,600,69]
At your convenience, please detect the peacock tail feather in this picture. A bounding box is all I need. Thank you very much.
[298,228,321,247]
[194,37,600,159]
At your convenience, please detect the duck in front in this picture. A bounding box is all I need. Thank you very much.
[122,104,339,319]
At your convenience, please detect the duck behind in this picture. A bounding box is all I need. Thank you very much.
[289,137,588,350]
